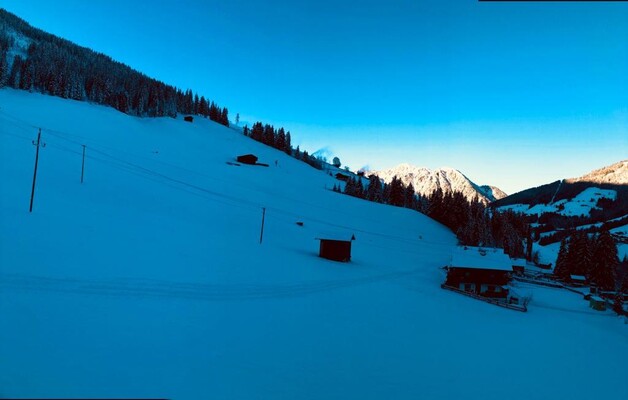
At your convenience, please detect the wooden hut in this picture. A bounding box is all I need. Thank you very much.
[237,154,258,165]
[316,236,354,262]
[444,247,513,299]
[335,173,349,182]
[184,115,194,123]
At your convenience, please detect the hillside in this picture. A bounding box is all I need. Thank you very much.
[0,8,228,122]
[494,160,628,212]
[369,163,507,204]
[492,162,628,266]
[572,160,628,185]
[1,89,627,399]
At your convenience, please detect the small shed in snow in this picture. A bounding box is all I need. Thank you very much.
[590,296,606,311]
[184,115,194,123]
[237,154,258,165]
[444,247,513,299]
[316,235,354,262]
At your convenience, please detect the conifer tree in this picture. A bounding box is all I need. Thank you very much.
[613,291,624,315]
[366,175,383,203]
[355,177,365,198]
[404,182,416,209]
[285,132,292,155]
[276,128,286,151]
[389,176,404,207]
[554,239,570,281]
[590,229,618,290]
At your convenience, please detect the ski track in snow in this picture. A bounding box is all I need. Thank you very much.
[0,268,425,301]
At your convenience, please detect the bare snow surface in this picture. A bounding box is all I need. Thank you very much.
[1,89,626,399]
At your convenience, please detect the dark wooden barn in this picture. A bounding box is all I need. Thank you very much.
[444,247,513,299]
[316,237,353,262]
[237,154,258,165]
[184,115,194,123]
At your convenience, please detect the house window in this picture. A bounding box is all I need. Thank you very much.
[460,283,475,292]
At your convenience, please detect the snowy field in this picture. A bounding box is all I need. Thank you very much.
[1,89,626,399]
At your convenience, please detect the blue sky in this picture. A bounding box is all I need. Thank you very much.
[2,0,627,193]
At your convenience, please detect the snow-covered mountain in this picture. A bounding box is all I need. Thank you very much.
[369,163,507,204]
[495,160,628,219]
[570,159,628,185]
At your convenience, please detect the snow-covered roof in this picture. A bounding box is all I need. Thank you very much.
[570,275,586,281]
[315,232,355,242]
[590,296,604,302]
[450,247,513,272]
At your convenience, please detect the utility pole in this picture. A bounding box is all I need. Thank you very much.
[29,128,45,213]
[81,144,86,183]
[259,207,266,244]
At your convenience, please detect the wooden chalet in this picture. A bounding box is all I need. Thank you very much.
[444,247,513,299]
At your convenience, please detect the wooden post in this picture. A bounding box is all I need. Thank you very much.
[29,128,43,213]
[81,144,86,183]
[259,207,266,244]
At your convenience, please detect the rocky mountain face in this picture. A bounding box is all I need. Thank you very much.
[368,163,507,204]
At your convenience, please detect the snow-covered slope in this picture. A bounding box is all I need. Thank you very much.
[369,163,506,204]
[500,187,618,217]
[1,89,626,400]
[570,159,628,185]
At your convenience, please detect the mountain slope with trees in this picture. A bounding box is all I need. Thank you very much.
[0,8,229,123]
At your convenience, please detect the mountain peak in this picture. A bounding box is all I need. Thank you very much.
[369,164,506,204]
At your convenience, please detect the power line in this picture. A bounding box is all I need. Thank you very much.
[0,110,455,250]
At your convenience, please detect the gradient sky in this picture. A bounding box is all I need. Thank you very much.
[2,0,627,194]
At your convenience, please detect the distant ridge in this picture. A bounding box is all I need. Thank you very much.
[570,159,628,185]
[492,160,628,235]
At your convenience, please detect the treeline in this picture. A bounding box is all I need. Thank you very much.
[538,215,628,246]
[0,9,228,124]
[243,122,325,170]
[334,175,529,258]
[554,230,626,293]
